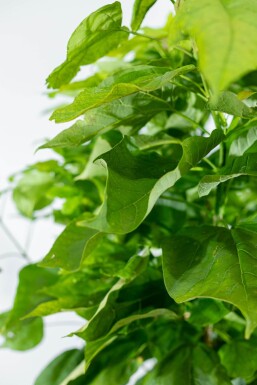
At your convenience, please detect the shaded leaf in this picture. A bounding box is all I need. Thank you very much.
[229,126,257,157]
[47,2,127,88]
[137,344,231,384]
[219,340,257,383]
[35,349,84,385]
[198,153,257,197]
[163,225,257,337]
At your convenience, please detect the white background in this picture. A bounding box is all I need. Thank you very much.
[0,1,171,384]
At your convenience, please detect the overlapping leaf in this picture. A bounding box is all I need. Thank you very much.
[136,345,231,385]
[50,64,195,122]
[39,219,103,271]
[198,153,257,197]
[82,129,224,233]
[163,225,257,337]
[39,93,170,149]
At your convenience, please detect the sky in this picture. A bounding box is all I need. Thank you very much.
[0,0,171,384]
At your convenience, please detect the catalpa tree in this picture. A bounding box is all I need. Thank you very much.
[2,0,257,384]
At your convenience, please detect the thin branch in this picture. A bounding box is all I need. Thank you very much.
[0,218,31,262]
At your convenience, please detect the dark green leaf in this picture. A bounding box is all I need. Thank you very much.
[219,340,257,383]
[163,225,257,337]
[35,349,84,385]
[137,345,231,384]
[198,153,257,197]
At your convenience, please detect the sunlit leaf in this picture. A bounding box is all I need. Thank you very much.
[131,0,158,31]
[39,93,170,149]
[50,65,195,122]
[47,2,128,88]
[172,0,257,92]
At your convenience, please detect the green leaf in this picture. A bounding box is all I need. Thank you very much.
[47,2,128,88]
[39,93,170,149]
[229,126,257,157]
[186,299,230,327]
[137,345,231,384]
[162,225,257,337]
[50,65,195,122]
[8,264,58,321]
[13,170,54,218]
[40,219,103,271]
[172,0,257,92]
[219,340,257,383]
[131,0,158,31]
[198,153,257,197]
[35,349,84,385]
[208,91,257,118]
[81,129,224,233]
[77,254,149,341]
[0,316,43,351]
[0,264,57,350]
[85,335,143,385]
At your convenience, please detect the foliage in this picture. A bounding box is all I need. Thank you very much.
[2,0,257,384]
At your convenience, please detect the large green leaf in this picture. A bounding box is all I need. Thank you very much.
[35,349,84,385]
[39,93,170,149]
[219,340,257,383]
[131,0,158,31]
[198,153,257,197]
[137,345,231,384]
[47,2,127,88]
[81,129,224,233]
[50,65,195,122]
[172,0,257,92]
[163,225,257,337]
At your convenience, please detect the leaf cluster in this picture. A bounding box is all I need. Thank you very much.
[2,1,257,384]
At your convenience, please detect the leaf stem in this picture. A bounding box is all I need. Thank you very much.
[179,74,205,94]
[123,28,162,42]
[202,158,217,171]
